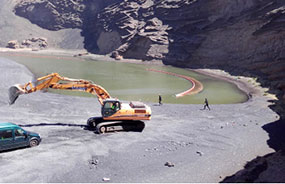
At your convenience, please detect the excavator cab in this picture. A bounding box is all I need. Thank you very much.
[102,99,121,117]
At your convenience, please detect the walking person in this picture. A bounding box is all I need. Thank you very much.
[159,95,162,106]
[203,98,210,110]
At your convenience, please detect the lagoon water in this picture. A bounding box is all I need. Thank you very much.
[1,54,248,104]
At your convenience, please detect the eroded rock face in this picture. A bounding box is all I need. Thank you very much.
[83,0,171,60]
[13,0,285,118]
[14,0,85,30]
[14,0,122,30]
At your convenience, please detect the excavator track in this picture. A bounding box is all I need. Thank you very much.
[87,117,145,134]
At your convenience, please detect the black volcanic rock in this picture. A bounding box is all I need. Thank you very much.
[14,0,122,31]
[14,0,85,30]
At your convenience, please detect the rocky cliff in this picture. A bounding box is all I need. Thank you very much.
[14,0,122,30]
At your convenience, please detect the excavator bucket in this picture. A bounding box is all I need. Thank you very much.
[8,85,25,105]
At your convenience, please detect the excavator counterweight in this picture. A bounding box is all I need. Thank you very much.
[8,73,151,133]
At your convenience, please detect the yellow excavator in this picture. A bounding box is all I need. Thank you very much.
[9,73,151,133]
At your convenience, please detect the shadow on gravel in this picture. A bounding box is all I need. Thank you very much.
[19,122,87,128]
[221,119,285,183]
[153,103,162,106]
[0,146,27,153]
[19,122,145,134]
[262,119,285,151]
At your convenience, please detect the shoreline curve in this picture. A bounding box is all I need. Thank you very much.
[146,68,203,97]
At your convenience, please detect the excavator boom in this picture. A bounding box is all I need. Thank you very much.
[9,73,110,105]
[9,73,151,133]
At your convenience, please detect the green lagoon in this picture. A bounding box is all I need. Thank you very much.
[1,54,248,104]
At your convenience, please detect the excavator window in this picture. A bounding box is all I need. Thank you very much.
[102,101,121,117]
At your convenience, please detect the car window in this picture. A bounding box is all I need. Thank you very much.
[0,130,13,140]
[15,129,25,137]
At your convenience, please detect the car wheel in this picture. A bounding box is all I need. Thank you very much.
[29,139,39,147]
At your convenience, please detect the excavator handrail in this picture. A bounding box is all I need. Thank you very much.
[9,73,111,105]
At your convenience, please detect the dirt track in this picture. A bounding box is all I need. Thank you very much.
[0,56,279,182]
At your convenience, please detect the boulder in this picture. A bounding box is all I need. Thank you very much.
[7,40,20,49]
[111,51,123,60]
[21,37,48,49]
[164,161,175,167]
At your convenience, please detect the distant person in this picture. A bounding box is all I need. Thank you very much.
[203,98,210,110]
[159,95,162,106]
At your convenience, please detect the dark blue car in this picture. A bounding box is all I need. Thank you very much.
[0,122,41,152]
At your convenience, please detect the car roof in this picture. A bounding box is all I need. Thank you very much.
[0,122,19,129]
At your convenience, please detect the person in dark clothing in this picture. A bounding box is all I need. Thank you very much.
[203,98,210,110]
[159,95,162,105]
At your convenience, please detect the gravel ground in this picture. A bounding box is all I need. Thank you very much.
[0,56,279,183]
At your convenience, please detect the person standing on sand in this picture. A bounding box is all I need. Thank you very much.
[159,95,162,106]
[203,98,210,110]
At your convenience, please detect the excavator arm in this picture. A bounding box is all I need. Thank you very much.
[9,73,111,105]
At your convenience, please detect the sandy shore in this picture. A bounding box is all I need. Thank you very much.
[0,48,163,65]
[0,48,280,182]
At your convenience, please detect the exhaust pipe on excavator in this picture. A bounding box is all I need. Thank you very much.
[8,85,25,105]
